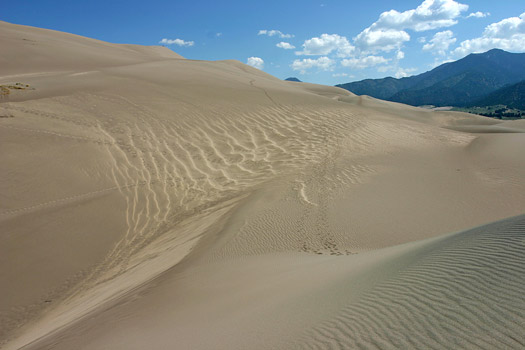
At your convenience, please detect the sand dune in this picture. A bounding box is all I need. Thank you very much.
[17,215,525,350]
[1,21,525,349]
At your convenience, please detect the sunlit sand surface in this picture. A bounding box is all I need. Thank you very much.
[1,21,524,349]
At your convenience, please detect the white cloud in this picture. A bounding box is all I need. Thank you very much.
[354,0,468,52]
[354,28,410,53]
[373,0,468,31]
[395,67,418,78]
[216,32,223,37]
[453,12,525,56]
[396,50,405,59]
[340,55,390,69]
[159,38,195,47]
[258,29,294,39]
[276,42,295,50]
[484,13,525,37]
[423,30,456,55]
[291,57,335,73]
[296,34,355,57]
[247,57,264,70]
[467,11,490,19]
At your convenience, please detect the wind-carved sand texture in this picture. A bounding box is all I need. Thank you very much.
[1,21,525,349]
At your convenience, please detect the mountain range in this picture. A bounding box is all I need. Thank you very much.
[336,49,525,107]
[472,80,525,110]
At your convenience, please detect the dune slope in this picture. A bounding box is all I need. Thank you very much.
[18,215,525,350]
[1,21,525,349]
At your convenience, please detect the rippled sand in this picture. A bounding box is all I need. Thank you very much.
[1,21,525,349]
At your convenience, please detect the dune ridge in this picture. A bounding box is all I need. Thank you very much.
[293,214,525,349]
[1,21,525,349]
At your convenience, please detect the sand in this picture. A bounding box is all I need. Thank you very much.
[1,21,524,349]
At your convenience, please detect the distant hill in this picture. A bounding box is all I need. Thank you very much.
[337,76,413,100]
[285,77,302,82]
[471,80,525,110]
[336,49,525,107]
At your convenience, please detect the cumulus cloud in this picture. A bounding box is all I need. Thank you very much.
[354,28,410,53]
[159,38,195,47]
[291,57,335,73]
[354,0,468,52]
[340,55,390,69]
[373,0,468,31]
[296,34,355,57]
[484,13,525,37]
[276,42,295,50]
[396,50,405,59]
[453,12,525,56]
[247,57,264,70]
[423,30,456,55]
[258,29,294,39]
[467,11,490,19]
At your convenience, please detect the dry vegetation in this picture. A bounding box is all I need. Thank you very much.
[0,83,30,97]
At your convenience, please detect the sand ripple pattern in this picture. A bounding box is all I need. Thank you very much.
[295,215,525,350]
[2,92,374,283]
[86,95,363,279]
[2,91,457,279]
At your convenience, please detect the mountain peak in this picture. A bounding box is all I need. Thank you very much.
[481,48,505,54]
[473,48,507,58]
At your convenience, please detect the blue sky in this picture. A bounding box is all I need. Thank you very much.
[2,1,524,85]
